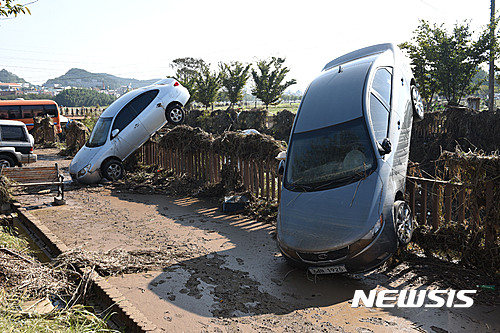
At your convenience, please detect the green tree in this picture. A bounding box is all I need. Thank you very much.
[401,20,489,107]
[251,57,296,109]
[0,0,30,17]
[400,22,440,111]
[54,88,116,107]
[219,61,250,109]
[170,57,205,108]
[195,64,221,109]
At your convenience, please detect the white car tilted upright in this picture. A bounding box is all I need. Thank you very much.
[69,78,190,184]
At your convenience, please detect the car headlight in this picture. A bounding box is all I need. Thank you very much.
[77,164,91,178]
[349,215,383,255]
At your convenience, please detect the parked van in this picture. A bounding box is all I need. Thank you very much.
[69,78,189,183]
[277,43,424,274]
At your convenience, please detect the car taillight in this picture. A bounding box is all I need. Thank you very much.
[174,81,180,87]
[30,147,33,153]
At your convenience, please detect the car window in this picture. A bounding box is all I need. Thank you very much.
[369,94,389,143]
[1,125,26,141]
[43,104,58,117]
[0,106,18,119]
[285,117,376,191]
[371,68,392,108]
[87,117,112,147]
[112,89,159,133]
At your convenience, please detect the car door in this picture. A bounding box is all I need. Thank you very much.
[110,90,158,159]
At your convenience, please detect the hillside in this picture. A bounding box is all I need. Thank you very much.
[44,68,160,90]
[0,69,28,84]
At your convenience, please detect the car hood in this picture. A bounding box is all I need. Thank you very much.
[277,172,384,252]
[69,145,100,173]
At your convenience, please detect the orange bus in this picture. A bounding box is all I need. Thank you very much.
[0,100,62,133]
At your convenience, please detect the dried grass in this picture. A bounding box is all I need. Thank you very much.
[0,249,72,299]
[54,247,195,276]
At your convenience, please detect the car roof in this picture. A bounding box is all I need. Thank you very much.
[293,56,376,133]
[322,43,396,71]
[99,79,177,118]
[0,119,27,127]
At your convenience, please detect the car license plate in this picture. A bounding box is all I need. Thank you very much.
[308,265,347,275]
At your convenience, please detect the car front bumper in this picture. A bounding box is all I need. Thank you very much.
[70,168,102,184]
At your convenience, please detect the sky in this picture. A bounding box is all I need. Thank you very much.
[0,0,493,92]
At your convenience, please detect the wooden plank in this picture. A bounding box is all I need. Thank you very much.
[458,187,466,224]
[12,181,63,187]
[407,176,462,186]
[444,184,452,224]
[421,182,428,226]
[432,183,440,230]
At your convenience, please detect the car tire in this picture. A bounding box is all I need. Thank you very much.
[394,200,413,246]
[165,104,185,125]
[102,159,125,181]
[0,155,16,168]
[410,85,425,121]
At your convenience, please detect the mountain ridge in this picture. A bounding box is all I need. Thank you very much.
[0,68,160,90]
[44,68,160,90]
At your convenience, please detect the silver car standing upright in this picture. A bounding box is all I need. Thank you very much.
[277,43,424,274]
[70,78,190,184]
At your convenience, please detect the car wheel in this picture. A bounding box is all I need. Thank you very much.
[411,85,424,121]
[394,200,413,246]
[102,159,124,181]
[0,155,16,168]
[165,104,185,125]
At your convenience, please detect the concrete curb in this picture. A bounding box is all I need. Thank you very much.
[12,203,158,333]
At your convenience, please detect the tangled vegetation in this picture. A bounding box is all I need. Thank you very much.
[407,148,500,278]
[0,217,117,332]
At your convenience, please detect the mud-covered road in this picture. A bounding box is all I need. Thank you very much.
[14,149,500,332]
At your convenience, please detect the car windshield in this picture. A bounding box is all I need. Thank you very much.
[284,117,376,191]
[86,117,112,147]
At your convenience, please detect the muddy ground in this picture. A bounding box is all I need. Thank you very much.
[12,149,500,332]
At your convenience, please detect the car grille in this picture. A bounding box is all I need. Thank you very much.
[297,247,349,263]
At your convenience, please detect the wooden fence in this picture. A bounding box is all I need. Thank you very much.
[61,107,103,117]
[138,140,497,246]
[139,141,282,202]
[407,176,497,246]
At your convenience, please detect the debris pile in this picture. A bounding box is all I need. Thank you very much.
[270,109,295,141]
[234,109,267,132]
[59,120,90,156]
[409,148,500,277]
[410,106,500,167]
[33,115,58,144]
[0,176,12,206]
[159,125,214,152]
[54,248,191,276]
[213,130,286,162]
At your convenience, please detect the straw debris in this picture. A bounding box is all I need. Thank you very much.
[54,248,195,276]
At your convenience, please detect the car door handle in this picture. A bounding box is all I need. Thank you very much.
[134,123,139,128]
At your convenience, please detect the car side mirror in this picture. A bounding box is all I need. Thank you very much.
[278,160,285,175]
[111,128,120,139]
[378,138,392,155]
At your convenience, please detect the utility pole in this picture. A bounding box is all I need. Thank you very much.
[489,0,496,112]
